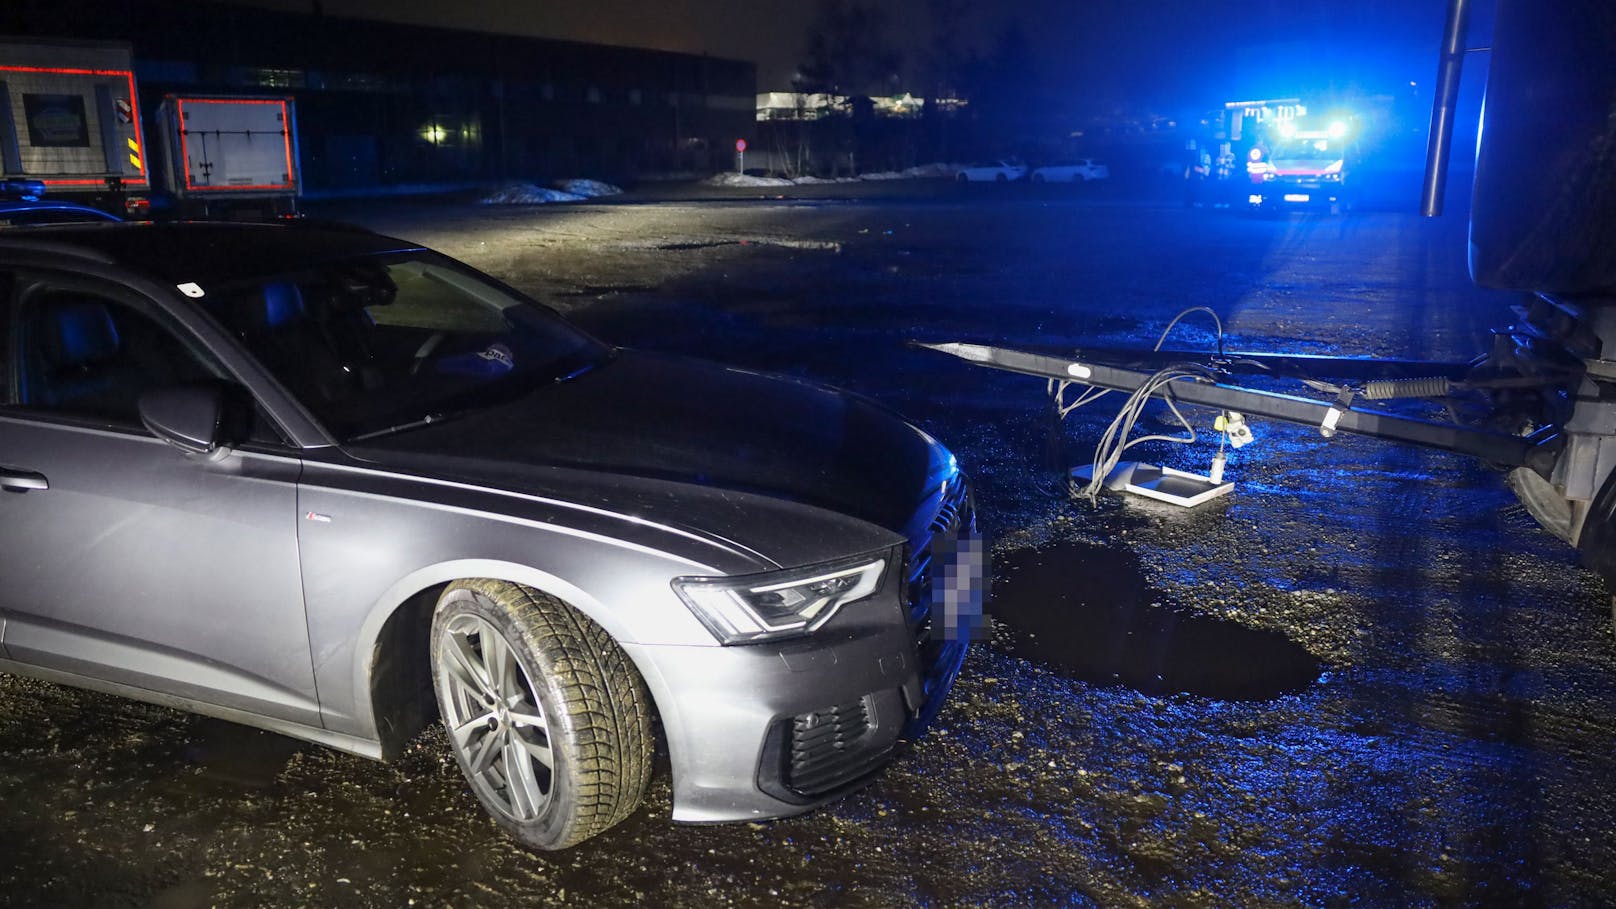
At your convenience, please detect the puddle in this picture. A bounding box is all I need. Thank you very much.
[991,541,1321,700]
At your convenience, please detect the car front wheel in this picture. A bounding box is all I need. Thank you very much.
[430,579,653,850]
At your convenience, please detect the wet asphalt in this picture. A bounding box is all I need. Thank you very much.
[3,179,1614,907]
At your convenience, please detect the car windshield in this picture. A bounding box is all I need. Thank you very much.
[207,252,610,441]
[1271,139,1342,162]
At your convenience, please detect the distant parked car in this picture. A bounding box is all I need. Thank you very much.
[1030,159,1111,183]
[955,161,1027,183]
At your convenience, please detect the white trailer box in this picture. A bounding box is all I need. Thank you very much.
[0,38,150,210]
[155,94,300,217]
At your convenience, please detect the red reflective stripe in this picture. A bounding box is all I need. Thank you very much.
[0,65,133,77]
[176,97,288,105]
[280,100,294,187]
[177,97,193,190]
[124,71,147,180]
[186,183,294,191]
[41,178,150,187]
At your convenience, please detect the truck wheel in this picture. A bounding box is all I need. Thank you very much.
[430,579,652,850]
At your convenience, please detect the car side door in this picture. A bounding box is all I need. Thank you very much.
[0,268,320,726]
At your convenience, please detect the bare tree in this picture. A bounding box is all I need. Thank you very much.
[795,0,903,174]
[922,0,971,161]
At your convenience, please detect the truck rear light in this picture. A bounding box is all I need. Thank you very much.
[125,196,151,217]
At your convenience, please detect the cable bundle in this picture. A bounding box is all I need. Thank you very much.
[1077,364,1215,503]
[1046,307,1226,504]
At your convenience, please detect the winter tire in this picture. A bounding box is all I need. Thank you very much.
[430,579,653,850]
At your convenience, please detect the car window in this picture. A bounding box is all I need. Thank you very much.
[206,252,610,441]
[11,280,220,426]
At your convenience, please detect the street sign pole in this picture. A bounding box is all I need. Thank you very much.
[735,138,747,174]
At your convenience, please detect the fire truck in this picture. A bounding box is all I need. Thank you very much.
[1246,116,1354,211]
[0,38,150,215]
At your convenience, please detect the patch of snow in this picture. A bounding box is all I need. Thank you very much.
[903,162,965,178]
[557,178,623,198]
[480,183,587,204]
[704,173,795,187]
[702,163,961,188]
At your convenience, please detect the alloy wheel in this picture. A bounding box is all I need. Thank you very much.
[436,613,555,821]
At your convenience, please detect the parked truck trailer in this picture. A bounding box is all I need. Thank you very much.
[0,37,150,215]
[152,94,300,218]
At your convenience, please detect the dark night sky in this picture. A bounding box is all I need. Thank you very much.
[205,0,1456,111]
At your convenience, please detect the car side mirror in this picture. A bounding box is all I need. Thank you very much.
[139,383,231,456]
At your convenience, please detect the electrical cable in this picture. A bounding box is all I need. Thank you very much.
[1046,306,1226,421]
[1078,364,1214,504]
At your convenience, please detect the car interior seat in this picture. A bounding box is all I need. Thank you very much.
[237,280,360,405]
[30,298,134,416]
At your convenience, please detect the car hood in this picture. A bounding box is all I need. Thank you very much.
[348,350,958,545]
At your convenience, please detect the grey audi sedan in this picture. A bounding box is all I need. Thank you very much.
[0,221,983,849]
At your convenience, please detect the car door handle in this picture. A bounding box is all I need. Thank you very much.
[0,469,49,492]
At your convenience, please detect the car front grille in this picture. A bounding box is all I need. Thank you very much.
[783,696,888,796]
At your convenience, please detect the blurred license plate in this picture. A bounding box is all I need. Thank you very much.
[1284,193,1311,202]
[930,527,989,642]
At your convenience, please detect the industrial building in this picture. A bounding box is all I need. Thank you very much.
[10,0,757,193]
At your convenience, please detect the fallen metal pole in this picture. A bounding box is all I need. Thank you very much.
[916,341,1551,469]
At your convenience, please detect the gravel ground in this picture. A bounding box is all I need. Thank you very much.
[3,182,1613,907]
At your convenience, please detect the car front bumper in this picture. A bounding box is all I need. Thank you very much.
[624,612,969,824]
[1253,179,1345,207]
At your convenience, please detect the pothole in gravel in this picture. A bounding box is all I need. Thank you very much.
[991,540,1321,700]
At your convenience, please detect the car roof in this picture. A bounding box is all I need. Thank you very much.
[0,199,123,226]
[0,220,425,288]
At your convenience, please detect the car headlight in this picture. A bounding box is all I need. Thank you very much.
[672,553,890,645]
